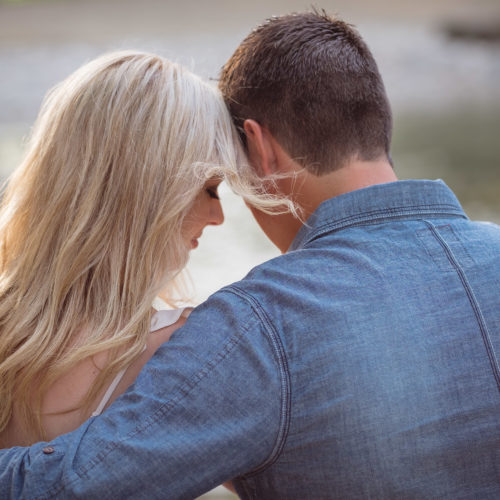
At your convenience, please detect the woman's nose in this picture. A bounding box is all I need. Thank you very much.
[209,199,224,226]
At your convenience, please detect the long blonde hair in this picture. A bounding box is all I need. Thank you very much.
[0,51,291,442]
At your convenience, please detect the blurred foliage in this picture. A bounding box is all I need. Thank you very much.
[392,107,500,218]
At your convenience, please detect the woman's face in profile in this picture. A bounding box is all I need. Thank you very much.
[182,179,224,249]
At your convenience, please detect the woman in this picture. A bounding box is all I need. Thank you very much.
[0,51,285,447]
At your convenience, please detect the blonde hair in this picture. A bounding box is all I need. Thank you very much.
[0,51,291,442]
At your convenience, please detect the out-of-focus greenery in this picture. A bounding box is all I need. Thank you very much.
[392,107,500,218]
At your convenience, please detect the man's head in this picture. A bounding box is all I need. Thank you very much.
[219,10,392,175]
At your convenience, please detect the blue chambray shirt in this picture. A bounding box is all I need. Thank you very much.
[1,180,500,499]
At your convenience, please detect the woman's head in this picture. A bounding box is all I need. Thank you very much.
[3,52,239,295]
[0,51,247,439]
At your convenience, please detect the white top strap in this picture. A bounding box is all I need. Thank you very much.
[91,307,191,416]
[91,366,128,417]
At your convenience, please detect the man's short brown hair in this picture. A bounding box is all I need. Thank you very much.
[219,11,393,175]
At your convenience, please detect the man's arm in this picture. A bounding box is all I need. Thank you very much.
[0,288,288,499]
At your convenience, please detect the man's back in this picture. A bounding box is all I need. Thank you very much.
[1,180,499,499]
[213,10,500,495]
[230,180,500,498]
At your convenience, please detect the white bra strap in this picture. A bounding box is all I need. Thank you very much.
[92,307,193,416]
[91,366,128,417]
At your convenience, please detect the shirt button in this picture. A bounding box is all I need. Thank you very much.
[42,446,55,454]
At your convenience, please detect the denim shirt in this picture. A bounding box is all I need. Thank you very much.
[1,180,500,499]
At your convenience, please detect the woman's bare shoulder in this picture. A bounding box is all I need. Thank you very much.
[3,309,192,445]
[106,309,193,406]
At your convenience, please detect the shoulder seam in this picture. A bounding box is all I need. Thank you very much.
[224,285,291,475]
[300,208,467,249]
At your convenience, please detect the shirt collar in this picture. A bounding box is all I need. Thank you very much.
[289,179,468,251]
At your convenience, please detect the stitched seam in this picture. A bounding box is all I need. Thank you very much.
[446,225,476,266]
[227,285,291,475]
[36,301,256,498]
[424,220,500,392]
[81,316,254,466]
[416,228,445,269]
[31,454,67,500]
[301,208,466,248]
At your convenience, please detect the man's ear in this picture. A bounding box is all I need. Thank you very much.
[243,119,277,177]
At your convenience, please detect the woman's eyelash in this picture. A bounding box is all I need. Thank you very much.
[206,188,220,200]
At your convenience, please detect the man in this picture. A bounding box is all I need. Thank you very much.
[1,11,500,499]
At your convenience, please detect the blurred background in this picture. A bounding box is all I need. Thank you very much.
[1,0,499,497]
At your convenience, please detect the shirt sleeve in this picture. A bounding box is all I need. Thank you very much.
[0,288,289,499]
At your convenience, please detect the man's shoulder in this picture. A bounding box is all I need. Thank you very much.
[218,250,307,297]
[471,219,500,234]
[202,246,329,331]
